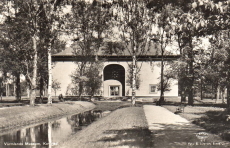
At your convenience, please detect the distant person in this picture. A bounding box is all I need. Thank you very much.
[59,94,65,102]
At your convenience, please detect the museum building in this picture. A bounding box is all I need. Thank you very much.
[51,45,180,98]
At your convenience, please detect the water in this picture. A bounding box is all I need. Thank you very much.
[0,110,108,148]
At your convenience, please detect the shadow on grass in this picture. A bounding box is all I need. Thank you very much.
[149,123,230,148]
[193,110,230,141]
[149,124,205,147]
[161,100,228,108]
[97,123,230,148]
[0,100,30,107]
[98,127,154,147]
[193,104,228,108]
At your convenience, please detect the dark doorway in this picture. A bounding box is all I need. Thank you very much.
[103,64,125,96]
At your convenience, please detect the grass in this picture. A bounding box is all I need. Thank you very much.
[93,101,132,111]
[0,101,95,132]
[59,107,153,148]
[0,99,132,134]
[0,96,61,107]
[2,96,230,144]
[163,104,230,142]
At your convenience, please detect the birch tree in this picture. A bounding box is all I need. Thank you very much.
[115,0,153,106]
[0,1,34,102]
[0,0,67,106]
[39,0,67,104]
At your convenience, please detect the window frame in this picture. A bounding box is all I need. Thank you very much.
[109,85,120,96]
[149,84,157,94]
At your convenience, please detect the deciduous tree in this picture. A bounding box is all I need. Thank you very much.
[115,0,153,105]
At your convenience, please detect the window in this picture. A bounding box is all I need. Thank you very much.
[110,86,119,96]
[149,84,157,93]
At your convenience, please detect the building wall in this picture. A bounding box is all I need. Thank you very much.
[52,61,178,97]
[52,62,76,96]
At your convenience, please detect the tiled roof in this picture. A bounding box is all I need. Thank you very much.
[52,42,178,57]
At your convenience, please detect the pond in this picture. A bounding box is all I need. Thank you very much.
[0,110,110,148]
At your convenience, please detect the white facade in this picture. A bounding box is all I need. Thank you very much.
[52,61,178,97]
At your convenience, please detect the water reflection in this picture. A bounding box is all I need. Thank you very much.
[0,110,105,148]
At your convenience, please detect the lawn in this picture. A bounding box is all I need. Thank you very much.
[93,101,132,111]
[2,96,230,143]
[163,104,230,142]
[0,101,95,132]
[59,106,152,148]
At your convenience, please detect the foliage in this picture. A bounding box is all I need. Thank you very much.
[157,62,177,92]
[52,79,61,97]
[71,68,89,96]
[149,4,179,104]
[85,61,103,97]
[68,1,114,99]
[126,64,141,90]
[2,0,230,107]
[66,83,77,96]
[71,61,103,98]
[113,0,154,105]
[0,0,67,105]
[148,0,230,104]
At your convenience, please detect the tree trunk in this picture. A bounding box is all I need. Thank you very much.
[47,44,52,105]
[227,87,230,108]
[181,92,186,102]
[187,65,194,105]
[200,78,203,100]
[48,122,52,148]
[15,73,21,102]
[187,34,194,106]
[159,55,164,105]
[79,82,83,101]
[222,88,226,104]
[30,35,38,106]
[131,48,137,106]
[6,83,8,97]
[179,77,186,102]
[187,61,194,105]
[13,82,16,97]
[39,77,44,103]
[95,50,98,62]
[178,33,186,103]
[78,67,84,101]
[188,86,194,105]
[27,87,30,99]
[216,85,220,103]
[0,82,2,102]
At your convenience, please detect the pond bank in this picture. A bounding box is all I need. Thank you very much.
[0,101,95,132]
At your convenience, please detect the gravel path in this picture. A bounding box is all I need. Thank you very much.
[59,107,152,148]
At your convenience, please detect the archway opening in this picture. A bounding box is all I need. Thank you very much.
[103,64,125,96]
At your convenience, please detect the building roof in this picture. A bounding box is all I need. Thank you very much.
[52,42,180,62]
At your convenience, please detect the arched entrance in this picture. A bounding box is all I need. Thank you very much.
[103,64,125,97]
